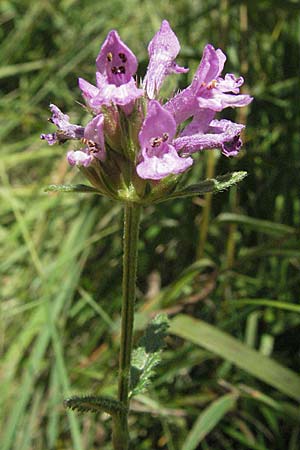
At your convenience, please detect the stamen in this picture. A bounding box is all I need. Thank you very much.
[150,133,169,147]
[107,52,113,62]
[207,79,217,89]
[81,138,100,153]
[150,137,161,147]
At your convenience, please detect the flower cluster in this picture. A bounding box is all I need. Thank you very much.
[41,20,252,202]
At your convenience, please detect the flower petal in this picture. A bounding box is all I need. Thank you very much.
[191,44,226,90]
[84,114,106,161]
[93,73,143,108]
[78,78,99,99]
[216,73,244,93]
[164,85,196,125]
[136,143,193,180]
[139,100,176,151]
[41,104,84,145]
[40,133,58,145]
[137,100,192,180]
[180,109,216,136]
[174,118,245,156]
[67,150,93,167]
[96,30,138,86]
[143,20,188,99]
[197,92,253,111]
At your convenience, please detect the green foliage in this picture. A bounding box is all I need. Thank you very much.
[1,0,300,449]
[160,171,248,202]
[182,393,238,450]
[130,314,169,397]
[45,184,101,194]
[170,314,300,401]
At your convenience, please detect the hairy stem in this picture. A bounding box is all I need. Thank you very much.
[112,203,141,450]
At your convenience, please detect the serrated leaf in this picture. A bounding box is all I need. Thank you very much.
[64,395,127,416]
[44,184,101,194]
[130,314,169,397]
[157,171,247,202]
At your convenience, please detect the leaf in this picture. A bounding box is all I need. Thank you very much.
[158,171,247,202]
[44,184,101,194]
[216,213,296,236]
[130,314,169,397]
[170,315,300,402]
[230,298,300,313]
[64,395,127,416]
[182,393,238,450]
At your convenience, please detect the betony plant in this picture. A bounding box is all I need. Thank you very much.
[41,20,252,450]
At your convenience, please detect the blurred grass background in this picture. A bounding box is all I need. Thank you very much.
[1,0,300,449]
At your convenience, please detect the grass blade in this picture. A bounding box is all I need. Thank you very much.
[170,315,300,402]
[230,299,300,313]
[182,393,238,450]
[216,213,296,236]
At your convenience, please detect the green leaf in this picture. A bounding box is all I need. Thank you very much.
[130,314,169,397]
[182,393,238,450]
[229,298,300,313]
[216,213,296,236]
[64,395,127,416]
[170,315,300,402]
[44,184,101,194]
[158,171,247,202]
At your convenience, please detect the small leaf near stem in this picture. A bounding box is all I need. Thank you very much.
[44,184,101,194]
[130,314,169,397]
[154,171,247,203]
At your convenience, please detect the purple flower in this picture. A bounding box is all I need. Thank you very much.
[136,100,193,180]
[174,110,245,157]
[40,104,84,145]
[67,149,93,167]
[165,44,252,124]
[96,30,138,86]
[143,20,188,99]
[67,114,106,167]
[79,30,143,112]
[41,20,252,194]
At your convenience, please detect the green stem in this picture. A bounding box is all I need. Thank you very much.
[112,202,141,450]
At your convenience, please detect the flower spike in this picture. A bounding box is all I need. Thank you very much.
[41,20,252,201]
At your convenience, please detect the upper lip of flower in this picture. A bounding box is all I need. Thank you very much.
[142,19,189,99]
